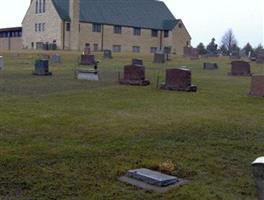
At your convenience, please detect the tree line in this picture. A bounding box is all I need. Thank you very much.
[196,29,264,57]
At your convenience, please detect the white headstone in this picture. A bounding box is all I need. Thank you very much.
[77,70,99,81]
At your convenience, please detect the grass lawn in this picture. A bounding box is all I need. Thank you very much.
[0,51,264,199]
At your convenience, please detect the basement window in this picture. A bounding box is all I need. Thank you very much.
[113,45,121,52]
[132,46,140,53]
[150,47,157,53]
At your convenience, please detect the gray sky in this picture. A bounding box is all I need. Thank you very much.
[0,0,263,47]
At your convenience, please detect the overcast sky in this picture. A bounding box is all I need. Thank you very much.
[0,0,263,47]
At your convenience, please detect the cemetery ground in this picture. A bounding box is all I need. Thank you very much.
[0,51,264,200]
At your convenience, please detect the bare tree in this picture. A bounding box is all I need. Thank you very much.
[221,29,237,55]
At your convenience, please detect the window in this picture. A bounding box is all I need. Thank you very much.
[38,23,41,32]
[113,25,122,34]
[66,23,70,31]
[31,42,34,49]
[39,0,42,13]
[132,46,140,53]
[113,45,121,52]
[164,30,169,38]
[150,47,157,53]
[151,29,158,37]
[36,0,38,14]
[35,23,38,32]
[133,28,141,36]
[43,0,46,12]
[42,23,45,32]
[92,23,101,32]
[178,23,183,28]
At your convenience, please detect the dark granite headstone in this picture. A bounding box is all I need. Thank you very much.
[80,55,98,69]
[249,75,264,97]
[83,47,91,55]
[0,56,4,70]
[33,59,52,76]
[119,64,150,86]
[51,54,61,64]
[132,59,143,66]
[103,49,112,59]
[154,52,166,63]
[203,63,218,70]
[161,68,197,92]
[229,61,251,76]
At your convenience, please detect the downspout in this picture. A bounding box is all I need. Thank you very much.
[101,24,104,51]
[159,30,163,50]
[62,21,65,50]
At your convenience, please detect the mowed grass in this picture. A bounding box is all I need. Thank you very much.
[0,51,264,200]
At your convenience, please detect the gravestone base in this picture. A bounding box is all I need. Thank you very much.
[119,168,188,193]
[119,79,150,86]
[204,63,218,70]
[249,75,264,97]
[160,84,197,92]
[76,69,99,81]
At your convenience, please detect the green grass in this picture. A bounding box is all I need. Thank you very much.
[0,51,264,199]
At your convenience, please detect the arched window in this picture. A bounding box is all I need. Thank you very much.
[36,0,38,14]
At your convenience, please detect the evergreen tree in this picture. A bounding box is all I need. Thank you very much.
[196,43,207,55]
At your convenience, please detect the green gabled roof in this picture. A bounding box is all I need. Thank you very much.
[52,0,178,30]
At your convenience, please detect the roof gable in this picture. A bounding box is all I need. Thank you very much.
[52,0,177,30]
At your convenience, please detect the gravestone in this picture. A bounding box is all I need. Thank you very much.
[229,61,251,76]
[256,53,264,64]
[164,47,171,61]
[83,47,91,55]
[154,52,166,63]
[118,168,188,193]
[160,68,197,92]
[132,59,143,66]
[249,75,264,97]
[119,64,150,86]
[51,54,61,64]
[80,55,98,69]
[33,59,52,76]
[203,63,218,70]
[184,46,199,59]
[103,49,113,59]
[127,168,178,186]
[76,69,99,81]
[252,157,264,200]
[0,56,4,70]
